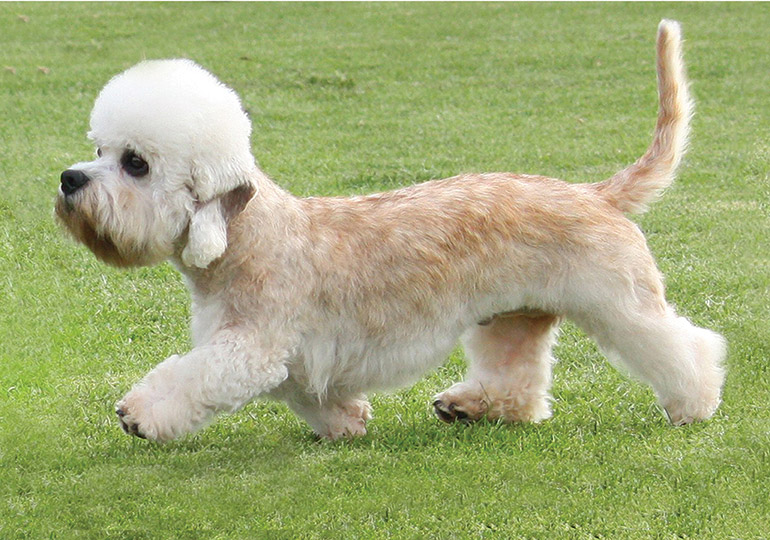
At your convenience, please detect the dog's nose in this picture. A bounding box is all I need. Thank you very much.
[60,169,90,196]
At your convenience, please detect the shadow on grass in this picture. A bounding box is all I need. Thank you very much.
[94,401,695,467]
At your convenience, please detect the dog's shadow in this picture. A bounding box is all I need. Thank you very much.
[102,396,687,477]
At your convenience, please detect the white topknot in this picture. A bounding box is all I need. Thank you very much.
[89,59,256,202]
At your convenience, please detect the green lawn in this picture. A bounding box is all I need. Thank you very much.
[2,2,769,538]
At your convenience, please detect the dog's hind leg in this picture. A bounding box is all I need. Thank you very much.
[433,313,561,424]
[576,304,726,425]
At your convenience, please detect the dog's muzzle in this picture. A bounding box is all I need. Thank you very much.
[60,169,91,196]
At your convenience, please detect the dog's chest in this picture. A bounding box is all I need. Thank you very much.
[190,293,227,347]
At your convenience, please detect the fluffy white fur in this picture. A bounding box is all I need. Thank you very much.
[56,21,725,442]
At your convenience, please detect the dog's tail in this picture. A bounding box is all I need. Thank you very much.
[593,20,693,215]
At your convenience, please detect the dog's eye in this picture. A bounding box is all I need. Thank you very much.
[121,151,149,178]
[96,147,103,158]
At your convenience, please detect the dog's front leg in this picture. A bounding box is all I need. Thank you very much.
[115,331,289,441]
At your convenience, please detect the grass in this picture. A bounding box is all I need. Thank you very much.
[1,2,769,538]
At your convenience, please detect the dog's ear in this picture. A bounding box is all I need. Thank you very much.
[181,198,228,269]
[182,149,256,268]
[182,184,255,269]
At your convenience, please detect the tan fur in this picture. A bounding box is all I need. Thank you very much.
[56,21,725,442]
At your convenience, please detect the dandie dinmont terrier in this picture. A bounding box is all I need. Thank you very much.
[56,20,725,442]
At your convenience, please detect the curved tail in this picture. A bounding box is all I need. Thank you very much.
[593,20,693,214]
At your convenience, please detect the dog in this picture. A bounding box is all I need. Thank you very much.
[56,20,725,442]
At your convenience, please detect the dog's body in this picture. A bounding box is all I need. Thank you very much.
[56,20,725,441]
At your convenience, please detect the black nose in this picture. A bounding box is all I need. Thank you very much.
[60,169,90,196]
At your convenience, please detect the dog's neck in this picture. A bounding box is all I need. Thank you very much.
[171,168,307,298]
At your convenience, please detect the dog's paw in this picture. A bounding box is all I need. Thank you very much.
[320,399,373,440]
[432,382,489,424]
[115,405,147,439]
[433,381,552,425]
[662,396,721,427]
[432,399,473,424]
[115,384,198,442]
[115,390,166,441]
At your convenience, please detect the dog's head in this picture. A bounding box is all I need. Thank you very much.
[55,59,256,269]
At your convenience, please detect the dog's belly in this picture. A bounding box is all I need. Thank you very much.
[296,319,467,397]
[294,297,548,397]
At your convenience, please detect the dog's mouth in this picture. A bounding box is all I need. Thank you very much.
[55,197,135,268]
[54,189,76,215]
[81,229,134,268]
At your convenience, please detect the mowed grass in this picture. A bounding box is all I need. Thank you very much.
[1,2,769,538]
